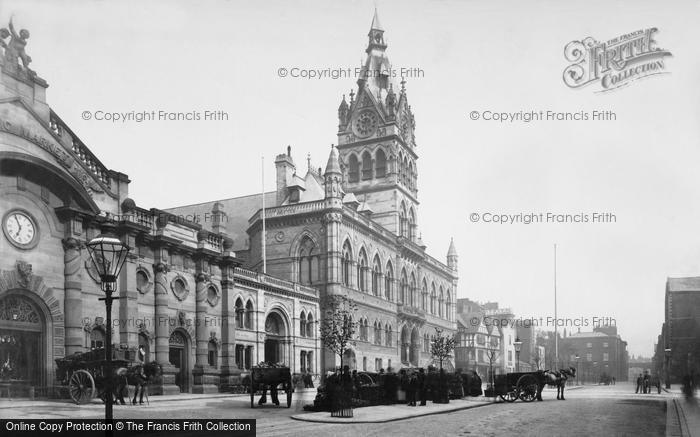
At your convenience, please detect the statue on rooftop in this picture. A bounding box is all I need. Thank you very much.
[0,18,35,76]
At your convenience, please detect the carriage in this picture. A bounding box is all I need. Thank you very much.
[249,365,293,408]
[493,371,542,403]
[55,347,138,404]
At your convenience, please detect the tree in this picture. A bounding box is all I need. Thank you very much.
[430,327,456,370]
[319,294,357,370]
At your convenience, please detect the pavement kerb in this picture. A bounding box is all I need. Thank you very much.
[291,399,493,424]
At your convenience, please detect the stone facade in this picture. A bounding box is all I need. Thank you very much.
[0,21,319,396]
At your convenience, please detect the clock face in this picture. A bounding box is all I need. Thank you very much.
[353,110,379,138]
[3,210,38,249]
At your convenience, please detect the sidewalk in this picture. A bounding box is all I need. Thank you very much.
[291,398,492,424]
[0,386,321,410]
[667,396,700,437]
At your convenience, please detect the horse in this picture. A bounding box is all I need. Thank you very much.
[536,366,576,401]
[113,361,162,405]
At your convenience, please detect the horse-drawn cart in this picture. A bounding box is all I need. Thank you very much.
[493,372,541,403]
[249,365,293,408]
[55,347,136,404]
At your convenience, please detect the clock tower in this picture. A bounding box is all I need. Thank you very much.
[336,9,419,240]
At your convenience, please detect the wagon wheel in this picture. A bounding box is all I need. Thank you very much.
[517,374,539,402]
[499,390,518,403]
[286,381,293,408]
[69,370,95,404]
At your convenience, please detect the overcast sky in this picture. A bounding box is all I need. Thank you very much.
[6,0,700,357]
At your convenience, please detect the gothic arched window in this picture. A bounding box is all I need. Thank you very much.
[298,236,318,285]
[375,149,387,178]
[399,269,408,304]
[235,297,244,328]
[342,240,353,286]
[300,311,307,337]
[245,300,254,329]
[409,273,416,307]
[385,262,394,301]
[372,255,382,296]
[358,248,368,292]
[306,313,314,337]
[348,154,360,183]
[362,151,372,180]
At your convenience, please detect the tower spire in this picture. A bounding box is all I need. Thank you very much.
[367,8,387,52]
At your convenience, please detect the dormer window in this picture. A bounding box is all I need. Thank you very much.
[289,189,300,203]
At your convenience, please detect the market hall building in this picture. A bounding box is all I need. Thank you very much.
[0,21,319,396]
[167,11,459,374]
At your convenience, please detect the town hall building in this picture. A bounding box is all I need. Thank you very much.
[167,11,459,374]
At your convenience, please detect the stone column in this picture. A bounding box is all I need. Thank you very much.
[192,272,219,393]
[153,261,179,395]
[322,211,342,372]
[62,238,83,356]
[118,232,138,348]
[218,258,241,385]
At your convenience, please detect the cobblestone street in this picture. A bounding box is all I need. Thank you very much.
[0,383,685,436]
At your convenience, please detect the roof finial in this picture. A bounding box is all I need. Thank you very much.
[400,77,406,94]
[307,153,311,171]
[287,145,291,156]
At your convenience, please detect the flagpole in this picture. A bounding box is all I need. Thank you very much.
[554,243,558,368]
[262,156,267,274]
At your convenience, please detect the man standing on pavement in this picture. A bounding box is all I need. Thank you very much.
[636,373,643,394]
[417,368,427,406]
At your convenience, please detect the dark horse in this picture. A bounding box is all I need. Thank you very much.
[113,361,162,405]
[536,367,576,401]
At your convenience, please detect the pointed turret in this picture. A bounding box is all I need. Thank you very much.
[324,144,343,203]
[338,94,349,129]
[324,144,341,176]
[447,238,458,271]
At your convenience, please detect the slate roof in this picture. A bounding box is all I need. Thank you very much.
[164,192,276,252]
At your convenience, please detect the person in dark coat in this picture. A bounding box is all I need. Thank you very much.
[385,368,397,404]
[635,374,643,393]
[417,368,427,406]
[407,371,418,406]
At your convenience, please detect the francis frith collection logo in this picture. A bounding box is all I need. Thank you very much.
[563,28,672,92]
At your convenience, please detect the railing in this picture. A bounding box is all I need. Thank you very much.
[233,267,318,298]
[50,111,110,185]
[132,207,154,229]
[397,303,426,321]
[206,233,223,252]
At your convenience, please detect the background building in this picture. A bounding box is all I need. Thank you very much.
[651,277,700,383]
[560,325,629,383]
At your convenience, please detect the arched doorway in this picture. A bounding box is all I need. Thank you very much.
[400,325,410,364]
[264,311,288,365]
[0,294,45,387]
[169,330,189,393]
[410,327,420,366]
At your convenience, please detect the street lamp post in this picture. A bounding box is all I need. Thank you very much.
[86,233,130,426]
[575,354,580,386]
[514,337,522,373]
[664,348,672,389]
